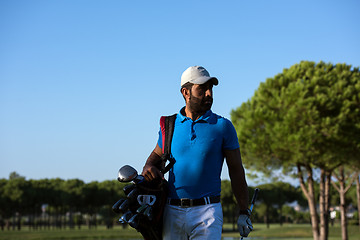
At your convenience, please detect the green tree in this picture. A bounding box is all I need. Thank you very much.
[221,180,238,229]
[31,179,56,229]
[256,182,299,228]
[82,181,101,228]
[50,178,66,229]
[2,177,32,230]
[273,182,300,225]
[256,184,278,228]
[0,179,11,230]
[231,61,360,240]
[9,172,25,180]
[282,205,296,223]
[97,180,125,228]
[61,179,85,228]
[1,174,131,231]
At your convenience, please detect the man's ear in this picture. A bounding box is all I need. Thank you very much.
[181,87,191,101]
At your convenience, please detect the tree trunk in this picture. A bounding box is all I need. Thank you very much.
[332,166,358,240]
[356,172,360,231]
[86,214,91,229]
[0,218,4,231]
[298,164,320,240]
[69,209,74,229]
[319,169,331,240]
[338,167,348,240]
[232,206,237,231]
[266,206,270,228]
[62,208,66,230]
[78,213,82,229]
[93,214,97,228]
[17,213,21,230]
[6,219,10,230]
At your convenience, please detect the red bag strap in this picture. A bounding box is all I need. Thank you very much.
[160,116,166,154]
[159,114,176,173]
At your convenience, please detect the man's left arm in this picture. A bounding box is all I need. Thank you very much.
[224,148,249,210]
[225,148,253,238]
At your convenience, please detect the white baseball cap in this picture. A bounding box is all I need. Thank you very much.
[180,66,219,87]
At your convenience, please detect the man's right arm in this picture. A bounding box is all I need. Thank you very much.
[141,143,164,181]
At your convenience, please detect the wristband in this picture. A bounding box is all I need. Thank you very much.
[239,209,250,216]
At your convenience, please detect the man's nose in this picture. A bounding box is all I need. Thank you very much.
[205,88,212,97]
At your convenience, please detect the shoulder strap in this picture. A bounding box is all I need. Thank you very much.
[159,114,176,174]
[164,114,176,156]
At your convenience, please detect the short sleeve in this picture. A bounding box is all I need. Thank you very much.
[223,119,240,150]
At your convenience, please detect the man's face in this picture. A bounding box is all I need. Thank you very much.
[188,81,213,113]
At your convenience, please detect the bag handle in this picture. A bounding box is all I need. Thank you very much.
[160,114,176,174]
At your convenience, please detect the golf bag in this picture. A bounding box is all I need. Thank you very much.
[112,114,176,240]
[113,178,169,240]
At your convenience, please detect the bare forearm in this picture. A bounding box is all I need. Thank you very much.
[225,148,249,210]
[142,144,164,181]
[229,166,249,210]
[144,151,162,168]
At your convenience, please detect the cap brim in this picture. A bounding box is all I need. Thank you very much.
[189,76,218,86]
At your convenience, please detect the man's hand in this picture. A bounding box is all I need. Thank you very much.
[237,212,253,237]
[142,164,164,181]
[142,146,164,181]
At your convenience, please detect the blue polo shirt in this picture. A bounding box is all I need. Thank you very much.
[157,108,240,199]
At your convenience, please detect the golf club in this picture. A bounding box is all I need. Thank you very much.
[249,188,259,212]
[240,188,260,240]
[128,214,139,229]
[112,199,125,214]
[127,188,139,200]
[118,199,129,213]
[117,165,144,183]
[144,205,153,221]
[136,204,149,214]
[120,210,133,223]
[123,184,136,195]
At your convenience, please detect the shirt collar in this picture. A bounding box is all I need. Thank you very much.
[178,107,213,123]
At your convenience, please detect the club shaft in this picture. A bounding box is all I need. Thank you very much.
[249,188,259,212]
[240,188,259,240]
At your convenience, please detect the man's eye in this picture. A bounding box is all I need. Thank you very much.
[200,86,212,92]
[199,88,206,93]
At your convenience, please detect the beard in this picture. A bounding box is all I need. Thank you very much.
[188,94,213,115]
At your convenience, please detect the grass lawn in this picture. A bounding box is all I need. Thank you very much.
[0,225,142,240]
[0,223,359,240]
[222,223,360,240]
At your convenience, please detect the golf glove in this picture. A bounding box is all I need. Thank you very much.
[237,210,253,237]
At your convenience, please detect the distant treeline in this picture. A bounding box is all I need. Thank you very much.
[0,173,128,230]
[1,173,357,231]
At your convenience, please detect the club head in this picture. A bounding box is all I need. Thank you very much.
[118,165,138,182]
[123,184,136,195]
[144,205,153,221]
[128,214,139,229]
[127,188,139,200]
[112,199,125,213]
[120,210,133,223]
[118,199,129,213]
[136,204,148,214]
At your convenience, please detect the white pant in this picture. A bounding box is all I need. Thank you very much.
[162,203,223,240]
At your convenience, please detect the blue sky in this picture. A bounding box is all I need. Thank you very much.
[1,1,359,185]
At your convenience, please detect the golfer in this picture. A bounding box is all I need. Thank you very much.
[142,66,252,240]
